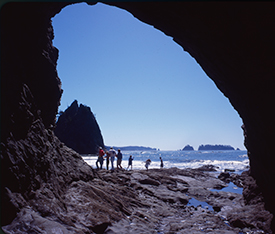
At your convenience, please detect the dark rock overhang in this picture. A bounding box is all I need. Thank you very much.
[1,1,275,231]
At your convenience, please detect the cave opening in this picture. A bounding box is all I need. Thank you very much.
[52,2,245,152]
[2,2,275,232]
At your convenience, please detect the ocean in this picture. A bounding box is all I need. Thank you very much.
[82,150,249,174]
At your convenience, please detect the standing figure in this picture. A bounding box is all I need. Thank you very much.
[96,147,105,169]
[160,157,164,168]
[116,149,123,169]
[127,155,134,170]
[145,159,151,170]
[105,151,110,170]
[109,147,116,170]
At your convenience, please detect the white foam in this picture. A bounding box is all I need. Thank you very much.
[82,156,249,172]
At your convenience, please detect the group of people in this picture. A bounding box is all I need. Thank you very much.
[144,157,163,170]
[96,147,134,171]
[96,147,164,171]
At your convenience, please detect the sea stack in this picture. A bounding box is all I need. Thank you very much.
[55,100,104,154]
[182,145,194,151]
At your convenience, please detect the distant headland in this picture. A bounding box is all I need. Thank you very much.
[106,145,237,151]
[105,146,158,151]
[181,144,236,151]
[198,144,235,151]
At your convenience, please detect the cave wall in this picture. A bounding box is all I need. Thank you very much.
[0,2,96,226]
[107,1,275,216]
[1,0,275,229]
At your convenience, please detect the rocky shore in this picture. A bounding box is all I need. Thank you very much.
[2,2,275,233]
[3,165,272,234]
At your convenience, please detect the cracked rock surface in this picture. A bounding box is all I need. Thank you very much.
[3,168,272,233]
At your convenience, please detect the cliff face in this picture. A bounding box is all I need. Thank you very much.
[55,100,105,154]
[1,1,275,231]
[0,86,95,226]
[0,2,95,226]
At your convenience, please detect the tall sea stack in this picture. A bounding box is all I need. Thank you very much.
[55,100,104,154]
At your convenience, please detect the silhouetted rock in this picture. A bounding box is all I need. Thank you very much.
[195,164,218,172]
[218,172,231,183]
[182,145,194,151]
[55,100,104,154]
[198,144,235,151]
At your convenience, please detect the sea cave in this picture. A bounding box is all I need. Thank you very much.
[1,1,275,233]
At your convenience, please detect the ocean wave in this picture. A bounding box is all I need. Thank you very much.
[238,154,248,158]
[82,157,249,172]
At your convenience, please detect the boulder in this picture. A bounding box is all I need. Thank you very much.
[195,164,218,172]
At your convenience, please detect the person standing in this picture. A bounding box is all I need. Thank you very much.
[116,149,123,169]
[96,147,105,170]
[160,157,164,168]
[127,155,134,170]
[105,151,110,170]
[109,147,116,171]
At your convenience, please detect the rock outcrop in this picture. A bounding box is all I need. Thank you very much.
[0,87,95,226]
[1,1,275,232]
[55,100,104,154]
[182,145,194,151]
[2,168,272,233]
[198,144,235,151]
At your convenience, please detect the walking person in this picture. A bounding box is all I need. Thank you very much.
[127,155,134,170]
[116,149,123,169]
[96,147,105,170]
[109,147,116,171]
[160,157,164,168]
[145,159,151,170]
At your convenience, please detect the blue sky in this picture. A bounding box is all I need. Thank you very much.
[52,2,245,150]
